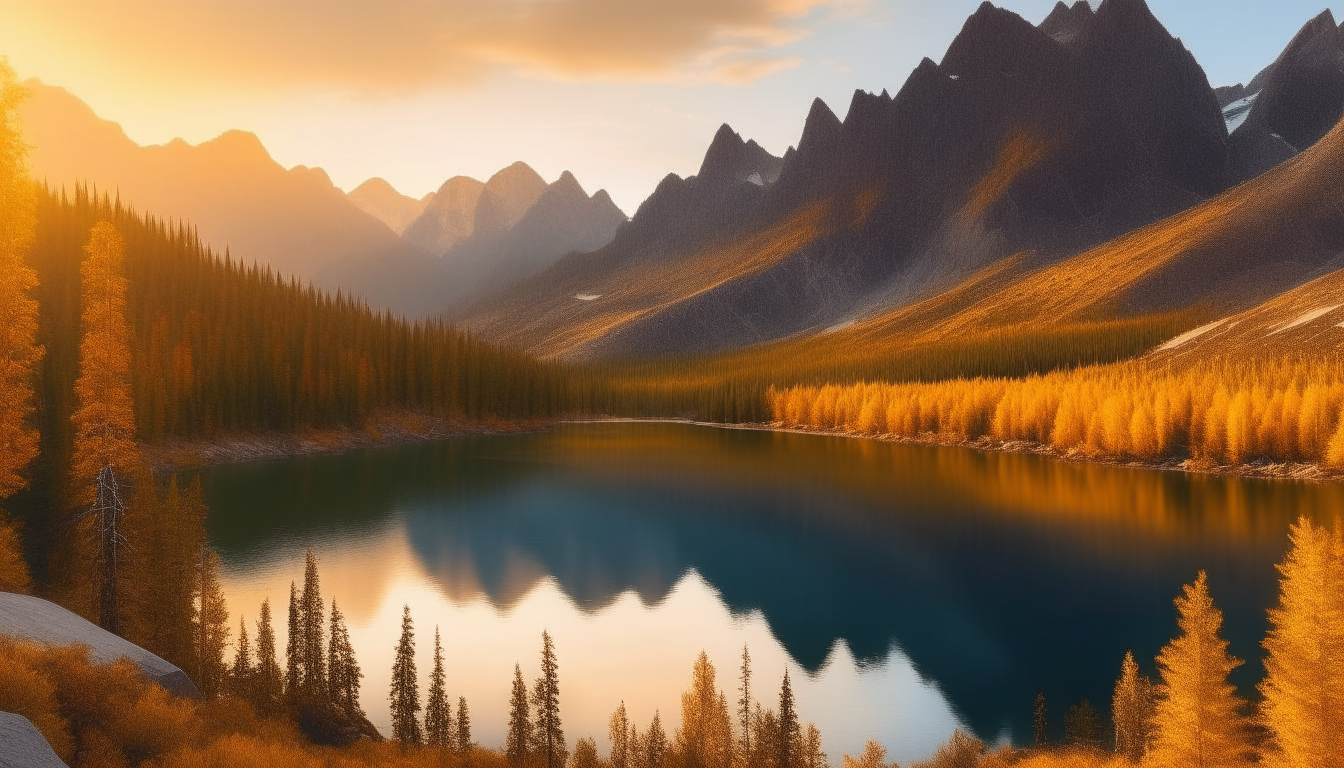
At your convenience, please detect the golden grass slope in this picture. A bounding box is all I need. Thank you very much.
[471,203,829,359]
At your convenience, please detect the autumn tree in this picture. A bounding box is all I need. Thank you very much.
[644,711,668,768]
[841,741,889,768]
[194,548,230,700]
[610,701,632,768]
[327,598,363,719]
[677,651,733,768]
[1258,518,1344,768]
[389,604,421,746]
[457,696,472,755]
[425,626,453,748]
[1113,650,1155,762]
[572,737,601,768]
[738,646,752,763]
[801,723,826,768]
[531,630,566,768]
[1147,571,1253,768]
[69,222,139,631]
[231,615,253,700]
[1064,699,1100,749]
[506,663,531,766]
[0,57,40,595]
[254,597,284,716]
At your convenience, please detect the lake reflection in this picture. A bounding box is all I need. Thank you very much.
[198,422,1344,761]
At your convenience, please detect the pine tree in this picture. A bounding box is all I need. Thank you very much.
[70,221,138,631]
[738,645,752,763]
[425,626,453,747]
[1113,650,1155,762]
[194,548,230,700]
[0,59,40,596]
[327,598,364,718]
[389,604,421,746]
[506,663,531,766]
[231,615,253,700]
[645,711,668,768]
[1147,571,1253,768]
[1032,691,1048,747]
[285,581,302,703]
[572,737,600,768]
[678,651,732,768]
[801,723,826,768]
[777,669,800,768]
[1258,518,1344,768]
[531,630,565,768]
[456,696,472,755]
[300,550,326,699]
[254,598,284,716]
[610,701,631,768]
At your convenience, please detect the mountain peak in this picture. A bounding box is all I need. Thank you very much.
[699,123,749,179]
[798,98,842,155]
[1039,0,1093,43]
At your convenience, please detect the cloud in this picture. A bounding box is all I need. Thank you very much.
[3,0,864,91]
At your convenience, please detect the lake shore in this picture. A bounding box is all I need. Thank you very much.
[575,417,1342,484]
[139,412,551,473]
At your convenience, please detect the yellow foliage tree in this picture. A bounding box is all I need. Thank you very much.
[0,58,40,593]
[69,221,138,629]
[1257,518,1344,768]
[675,651,734,768]
[1146,571,1253,768]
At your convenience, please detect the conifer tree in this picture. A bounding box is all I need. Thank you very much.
[610,701,631,768]
[195,548,230,700]
[572,737,600,768]
[841,741,888,768]
[738,645,752,762]
[801,723,826,768]
[1258,518,1344,768]
[70,222,139,631]
[286,581,302,703]
[777,669,800,768]
[1113,650,1155,762]
[1065,699,1100,749]
[327,598,364,718]
[506,663,531,766]
[254,598,283,716]
[231,615,253,700]
[531,630,565,768]
[456,696,472,755]
[1147,571,1253,768]
[678,651,733,768]
[645,711,668,768]
[1032,691,1048,747]
[0,59,40,596]
[389,604,421,746]
[425,626,452,748]
[299,550,326,699]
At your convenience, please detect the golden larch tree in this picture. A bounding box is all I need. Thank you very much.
[1112,650,1154,762]
[1147,571,1253,768]
[1258,518,1344,768]
[676,651,734,768]
[0,57,41,593]
[69,221,138,630]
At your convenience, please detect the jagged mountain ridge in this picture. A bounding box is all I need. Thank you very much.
[347,177,432,235]
[466,0,1238,359]
[20,81,446,316]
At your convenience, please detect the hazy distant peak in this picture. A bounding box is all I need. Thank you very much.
[697,123,783,187]
[349,177,431,235]
[435,175,485,195]
[351,177,401,196]
[479,162,548,231]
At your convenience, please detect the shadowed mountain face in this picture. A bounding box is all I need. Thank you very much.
[1229,11,1344,181]
[347,178,432,235]
[20,81,446,316]
[402,175,487,255]
[466,0,1235,359]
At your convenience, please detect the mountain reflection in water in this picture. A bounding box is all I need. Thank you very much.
[199,422,1342,758]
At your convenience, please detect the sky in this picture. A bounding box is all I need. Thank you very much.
[0,0,1336,213]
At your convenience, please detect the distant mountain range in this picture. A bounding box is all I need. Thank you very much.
[22,84,626,316]
[464,0,1344,359]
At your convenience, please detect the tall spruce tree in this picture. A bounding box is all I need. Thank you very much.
[254,598,284,716]
[231,615,253,700]
[777,669,800,768]
[327,598,364,718]
[456,696,472,755]
[1147,571,1253,768]
[1258,518,1344,768]
[1113,651,1155,762]
[425,626,452,747]
[70,222,139,631]
[299,550,326,699]
[738,646,752,762]
[532,630,565,768]
[610,701,631,768]
[389,604,421,746]
[285,581,302,703]
[506,663,531,766]
[0,58,40,595]
[194,548,230,700]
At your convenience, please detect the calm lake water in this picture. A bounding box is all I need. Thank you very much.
[197,422,1343,763]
